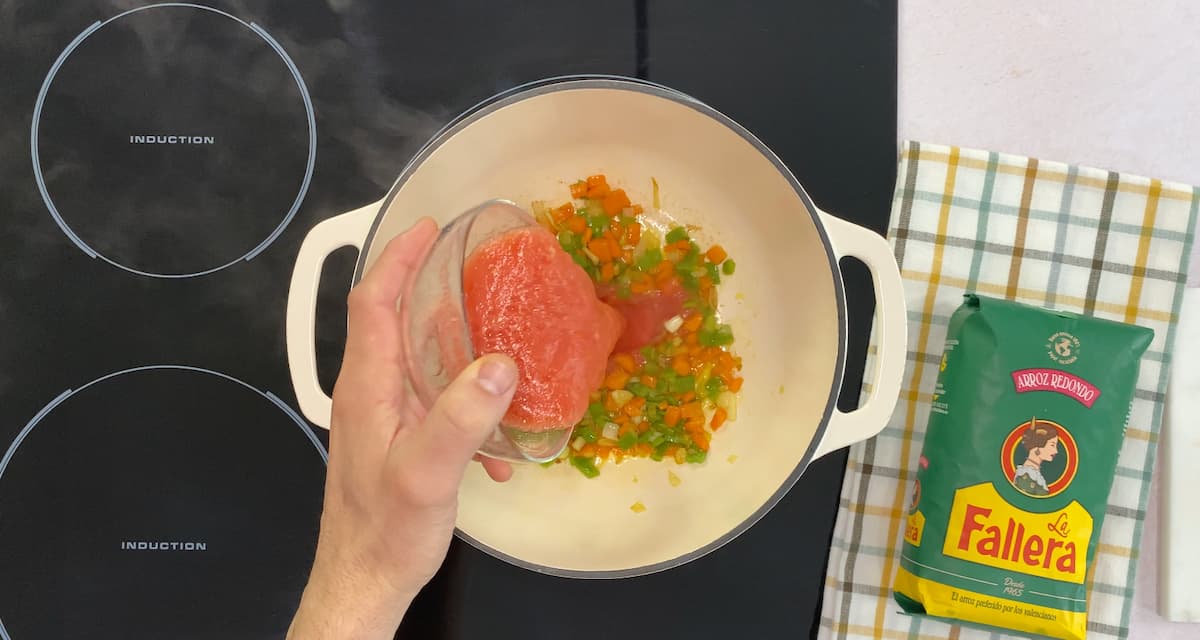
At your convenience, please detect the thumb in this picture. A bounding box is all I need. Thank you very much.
[403,354,518,490]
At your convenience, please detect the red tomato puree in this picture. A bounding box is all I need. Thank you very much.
[602,281,687,353]
[463,227,624,431]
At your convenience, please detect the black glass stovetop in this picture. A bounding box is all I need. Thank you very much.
[0,2,897,638]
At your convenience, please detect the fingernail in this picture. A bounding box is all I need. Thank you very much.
[476,358,517,396]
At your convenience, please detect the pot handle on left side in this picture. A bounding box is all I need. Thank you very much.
[812,211,907,458]
[285,200,381,429]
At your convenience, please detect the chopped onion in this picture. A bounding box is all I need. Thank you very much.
[631,415,644,425]
[602,422,621,441]
[663,315,684,334]
[571,436,586,451]
[716,391,739,421]
[609,390,634,408]
[673,448,687,464]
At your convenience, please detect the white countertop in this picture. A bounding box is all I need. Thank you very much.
[899,2,1200,636]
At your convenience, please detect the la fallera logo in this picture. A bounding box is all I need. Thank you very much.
[1000,417,1079,499]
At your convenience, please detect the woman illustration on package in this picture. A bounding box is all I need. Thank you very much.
[1014,417,1059,496]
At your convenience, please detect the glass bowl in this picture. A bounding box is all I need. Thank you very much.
[400,199,575,463]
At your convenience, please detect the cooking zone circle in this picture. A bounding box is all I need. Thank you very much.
[0,366,327,639]
[31,3,315,278]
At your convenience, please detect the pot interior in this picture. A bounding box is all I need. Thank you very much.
[360,80,844,576]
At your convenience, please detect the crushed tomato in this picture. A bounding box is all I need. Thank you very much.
[533,175,744,477]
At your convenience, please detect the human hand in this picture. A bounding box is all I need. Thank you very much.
[288,218,516,639]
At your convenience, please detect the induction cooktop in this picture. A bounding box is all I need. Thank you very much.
[0,1,897,639]
[4,3,329,638]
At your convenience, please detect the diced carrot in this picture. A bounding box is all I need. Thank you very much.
[665,445,680,458]
[671,355,691,376]
[570,181,588,198]
[607,236,622,260]
[622,396,646,417]
[621,249,634,264]
[693,431,711,451]
[682,314,703,333]
[596,445,613,460]
[632,204,644,215]
[642,374,658,389]
[711,407,728,430]
[698,276,713,298]
[583,228,593,245]
[585,174,610,198]
[729,377,744,393]
[635,443,654,457]
[681,402,705,421]
[554,202,575,221]
[664,406,682,427]
[601,188,632,215]
[579,443,597,457]
[681,391,696,403]
[604,393,621,413]
[567,215,587,234]
[623,223,641,246]
[588,238,612,262]
[600,261,615,282]
[604,369,631,390]
[687,343,702,356]
[684,332,699,346]
[631,278,653,294]
[613,353,636,373]
[705,244,728,264]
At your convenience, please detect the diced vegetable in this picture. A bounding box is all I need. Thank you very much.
[536,174,744,477]
[609,389,634,408]
[570,456,600,478]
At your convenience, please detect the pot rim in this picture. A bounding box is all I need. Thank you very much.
[352,74,848,579]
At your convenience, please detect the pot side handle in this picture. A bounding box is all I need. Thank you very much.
[813,211,908,458]
[285,200,382,429]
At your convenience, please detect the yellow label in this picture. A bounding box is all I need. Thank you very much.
[894,567,1085,640]
[943,483,1091,584]
[905,510,925,547]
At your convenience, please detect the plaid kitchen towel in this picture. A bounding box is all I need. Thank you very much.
[818,142,1199,640]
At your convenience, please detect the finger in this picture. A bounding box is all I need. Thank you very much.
[335,218,439,430]
[479,456,513,483]
[344,217,438,359]
[396,354,518,493]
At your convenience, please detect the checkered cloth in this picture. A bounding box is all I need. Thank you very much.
[818,142,1199,639]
